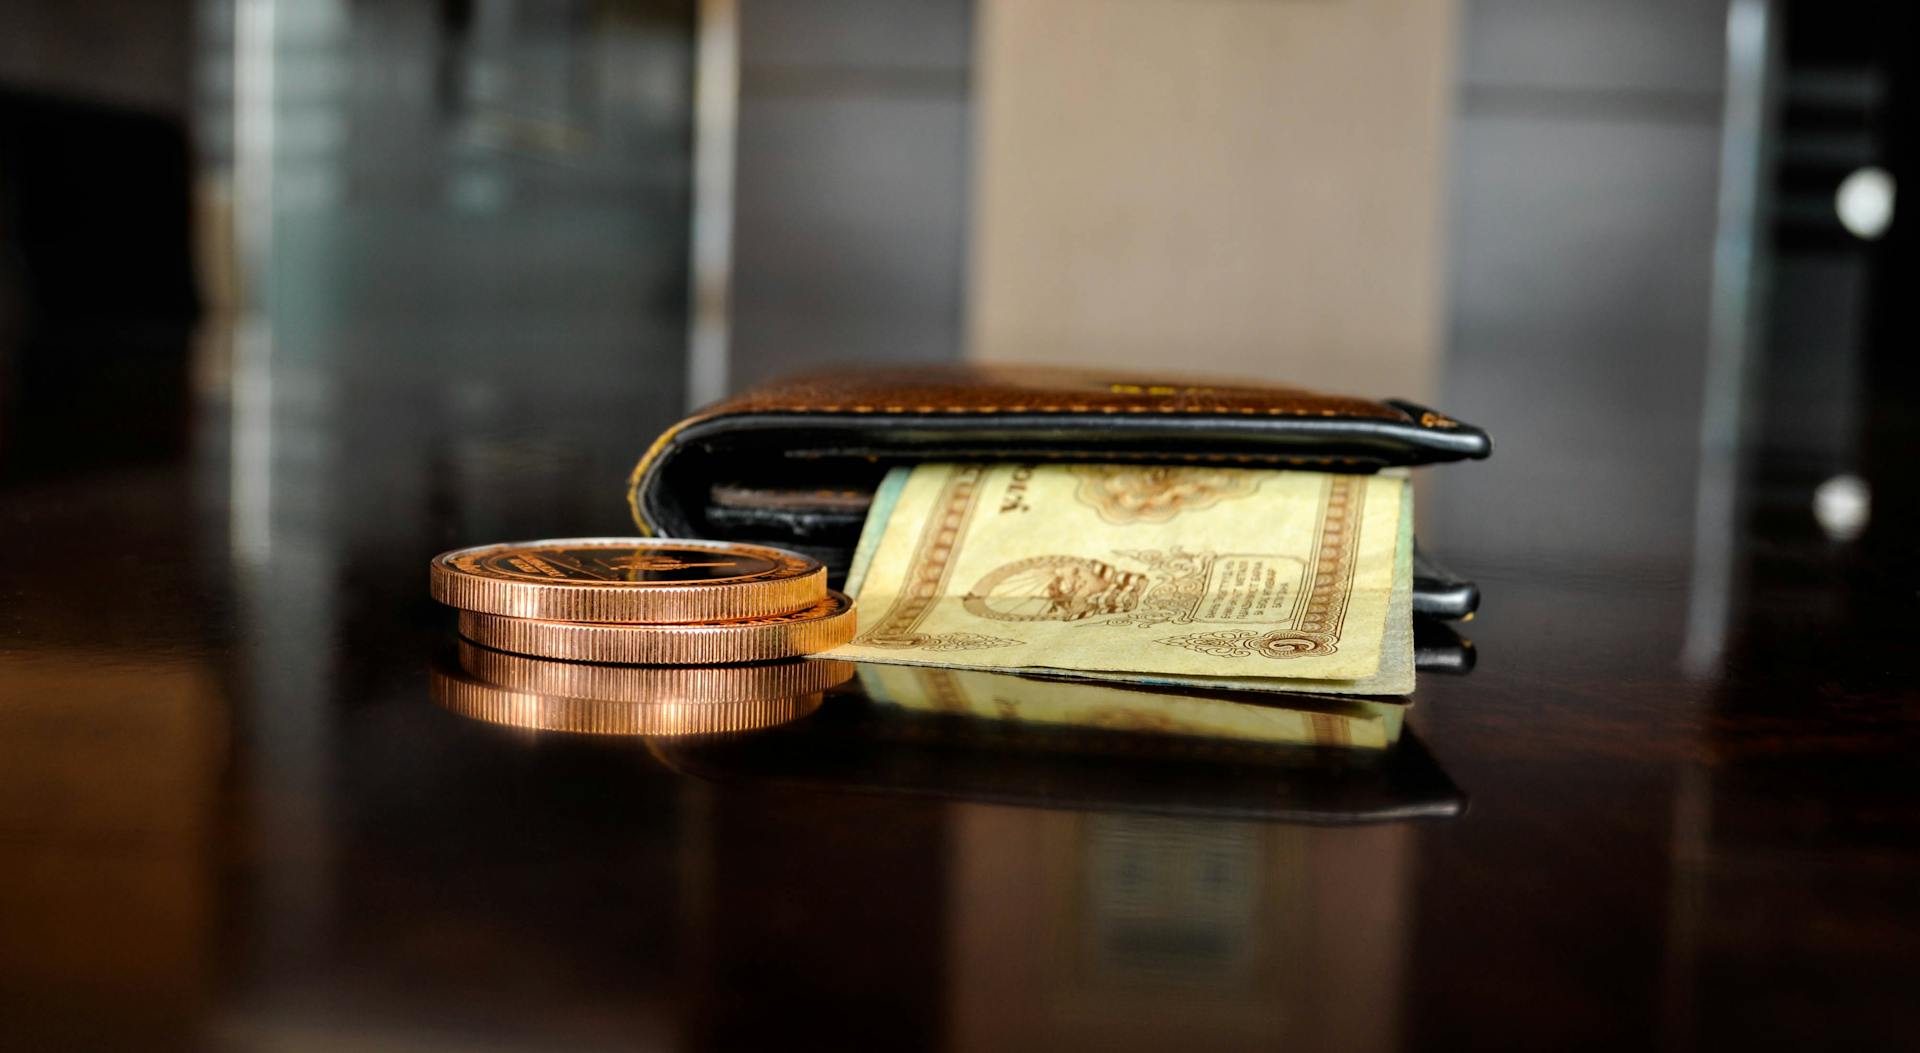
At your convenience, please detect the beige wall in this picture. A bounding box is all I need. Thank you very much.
[967,0,1457,401]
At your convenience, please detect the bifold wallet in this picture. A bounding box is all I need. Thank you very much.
[628,365,1491,618]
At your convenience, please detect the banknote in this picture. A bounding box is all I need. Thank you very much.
[830,462,1412,693]
[855,663,1405,748]
[1021,491,1413,695]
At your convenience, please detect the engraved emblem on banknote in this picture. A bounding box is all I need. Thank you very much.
[1097,548,1223,628]
[1069,465,1261,524]
[960,548,1309,630]
[962,556,1150,621]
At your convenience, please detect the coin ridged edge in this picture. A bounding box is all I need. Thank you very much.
[456,591,857,664]
[457,640,855,702]
[430,668,823,736]
[429,539,826,623]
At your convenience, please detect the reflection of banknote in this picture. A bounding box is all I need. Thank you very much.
[829,463,1412,693]
[856,664,1404,748]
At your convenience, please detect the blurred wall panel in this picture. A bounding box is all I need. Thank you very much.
[210,1,695,547]
[728,0,972,389]
[967,0,1457,401]
[0,0,192,114]
[252,1,693,391]
[1427,0,1727,573]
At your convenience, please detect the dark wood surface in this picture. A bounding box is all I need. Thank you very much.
[2,359,1916,1053]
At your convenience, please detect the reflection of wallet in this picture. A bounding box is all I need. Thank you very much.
[629,366,1492,617]
[652,680,1467,824]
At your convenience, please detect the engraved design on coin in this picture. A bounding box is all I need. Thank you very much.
[460,543,785,584]
[962,556,1148,622]
[1068,465,1261,524]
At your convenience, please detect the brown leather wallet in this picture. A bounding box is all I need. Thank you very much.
[629,365,1491,615]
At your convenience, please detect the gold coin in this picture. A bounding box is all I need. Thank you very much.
[457,590,857,664]
[430,664,823,736]
[456,638,855,702]
[429,537,825,624]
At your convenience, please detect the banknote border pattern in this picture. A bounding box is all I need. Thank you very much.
[1155,474,1366,659]
[854,463,1026,651]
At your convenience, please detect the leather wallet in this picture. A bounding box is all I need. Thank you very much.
[629,365,1491,617]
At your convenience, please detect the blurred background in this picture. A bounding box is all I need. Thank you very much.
[1,1,1915,1049]
[2,0,1911,594]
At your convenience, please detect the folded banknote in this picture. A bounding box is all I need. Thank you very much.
[826,463,1413,695]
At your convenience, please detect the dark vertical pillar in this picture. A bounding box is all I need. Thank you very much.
[728,0,972,389]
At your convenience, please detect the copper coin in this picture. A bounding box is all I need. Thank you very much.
[429,537,825,623]
[456,590,857,665]
[430,664,823,737]
[456,638,855,703]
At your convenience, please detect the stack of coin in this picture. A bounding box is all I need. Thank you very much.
[429,537,857,664]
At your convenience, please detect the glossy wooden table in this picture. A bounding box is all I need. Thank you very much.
[3,364,1915,1052]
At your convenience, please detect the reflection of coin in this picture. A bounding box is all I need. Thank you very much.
[430,537,825,623]
[457,590,857,664]
[430,664,823,736]
[456,639,854,702]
